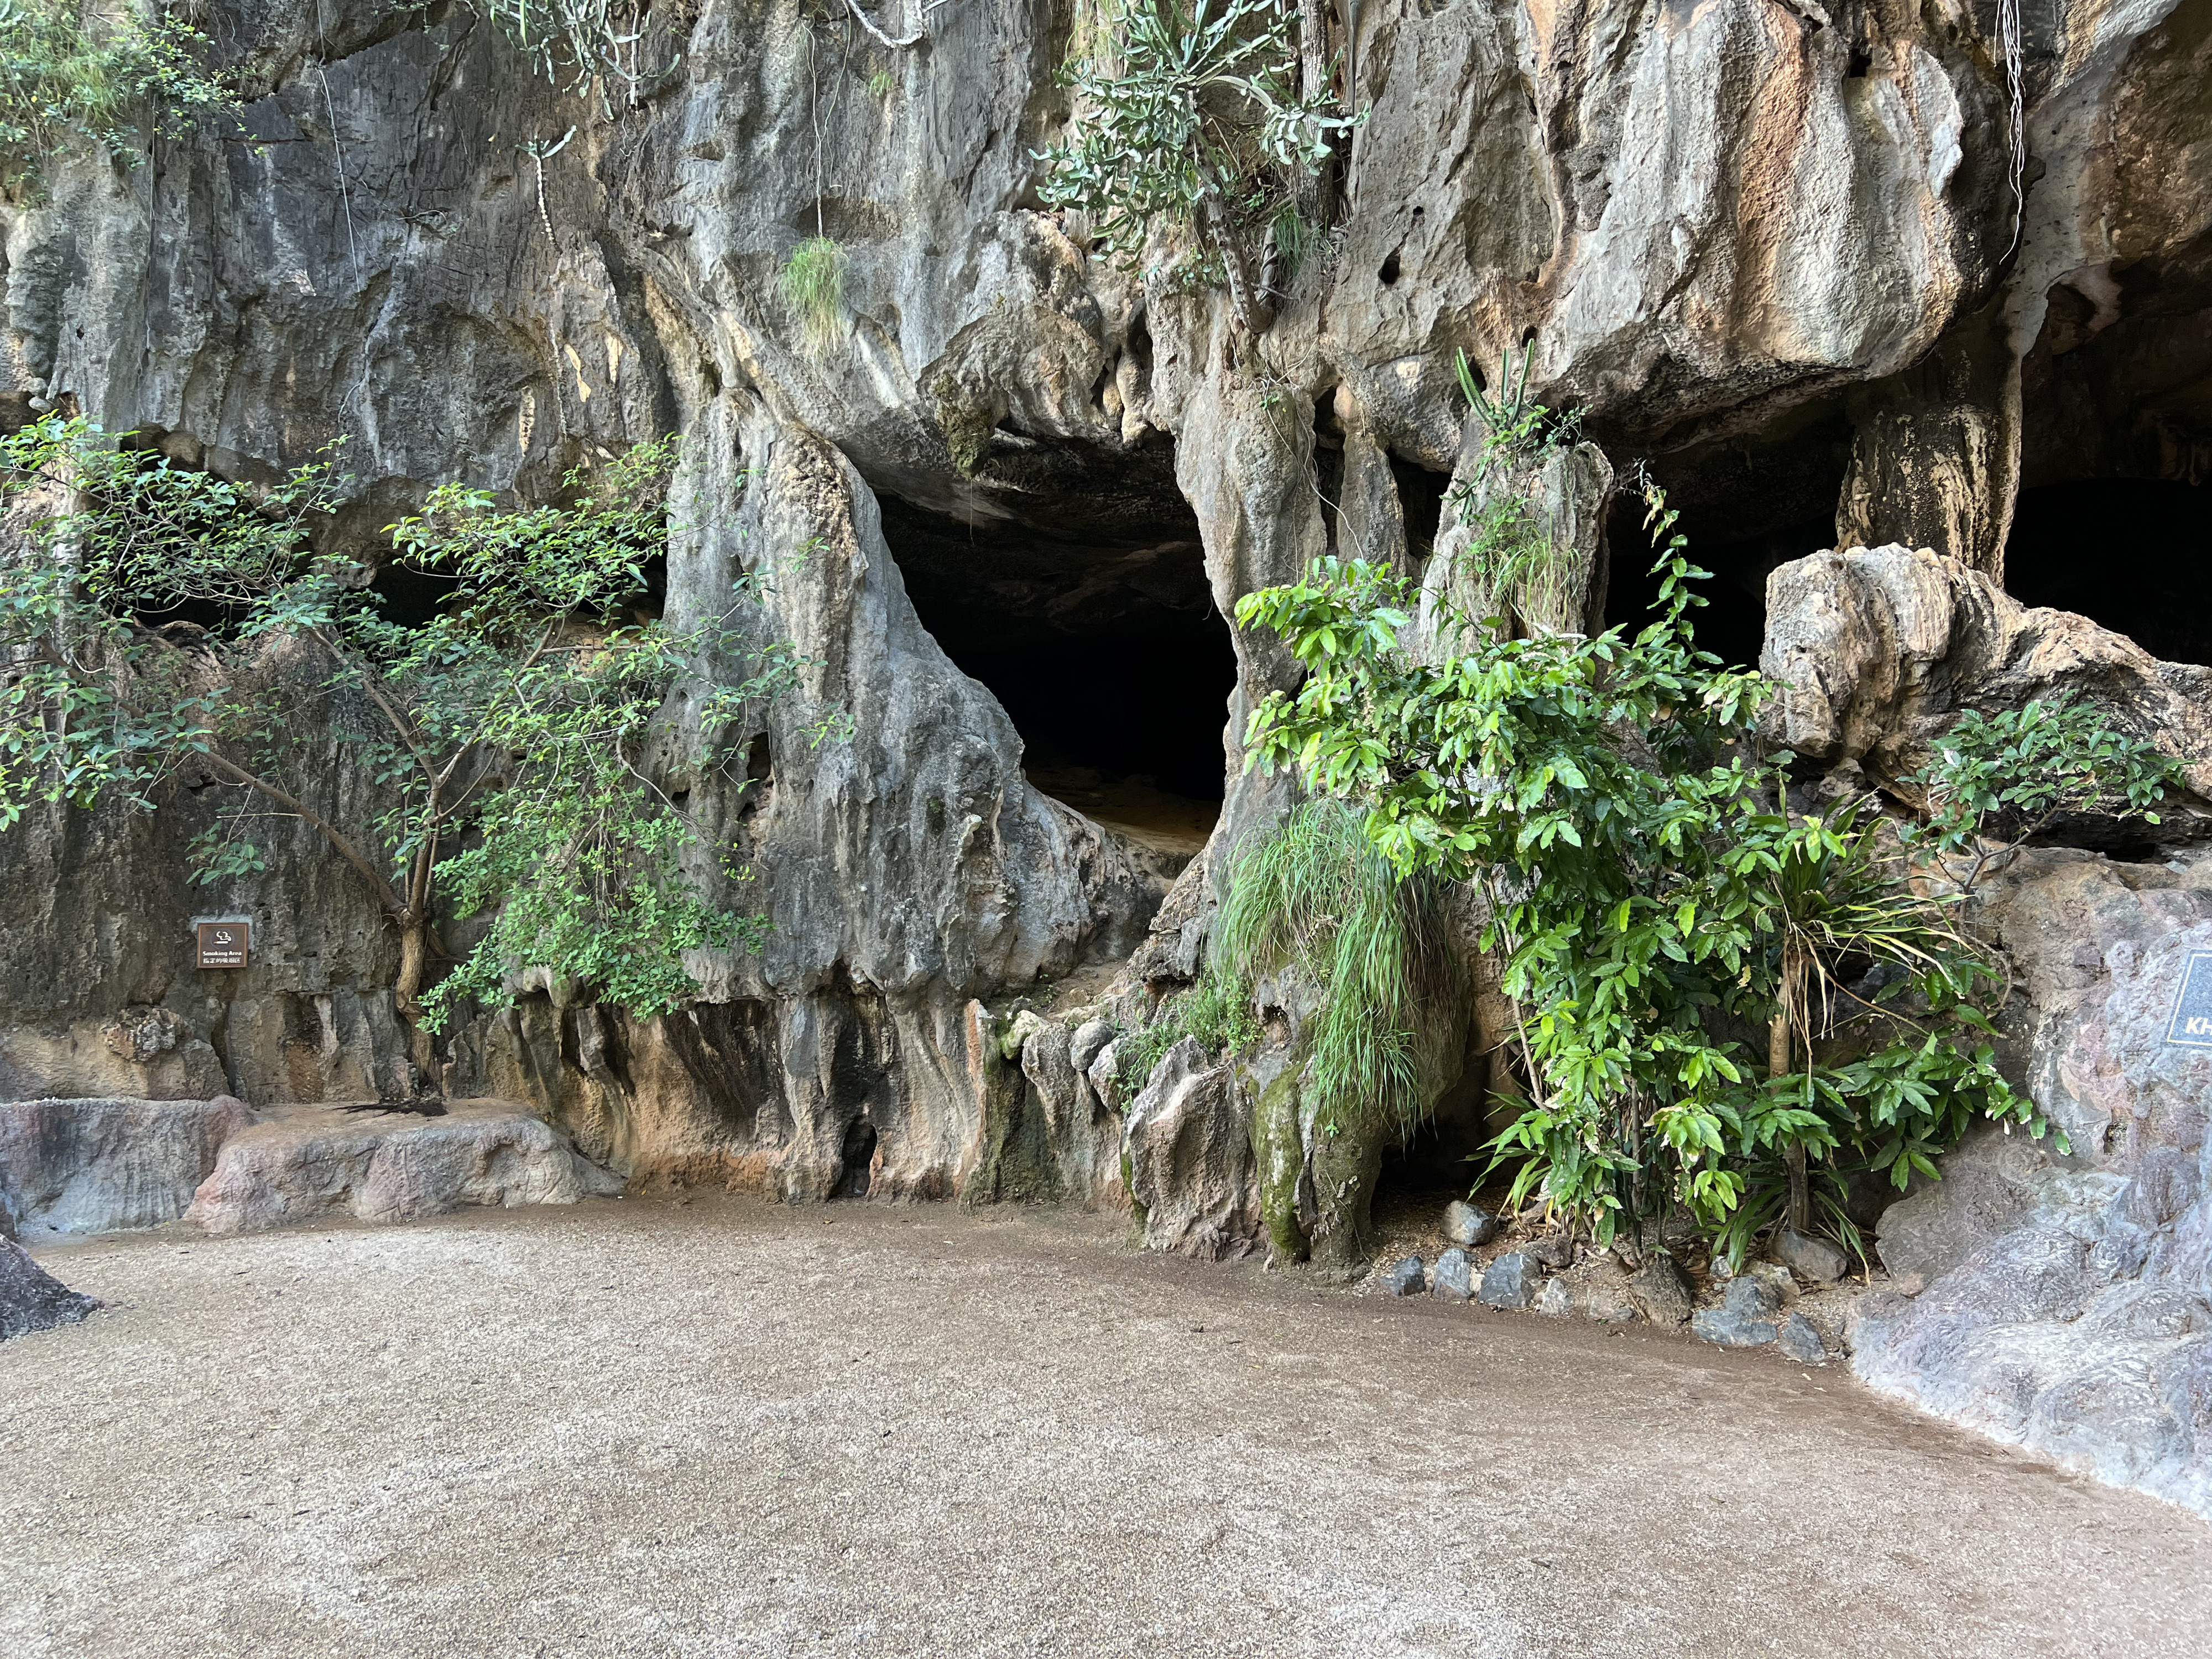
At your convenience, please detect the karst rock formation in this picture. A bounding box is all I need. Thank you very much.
[1,1,2209,1511]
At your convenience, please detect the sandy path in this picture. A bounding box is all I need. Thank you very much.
[3,1197,2207,1658]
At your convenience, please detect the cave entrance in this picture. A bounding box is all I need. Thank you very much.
[873,439,1235,859]
[2005,484,2210,666]
[1603,404,1856,668]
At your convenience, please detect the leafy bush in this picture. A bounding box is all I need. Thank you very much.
[0,0,235,186]
[1906,696,2183,889]
[1235,479,2055,1262]
[0,420,826,1073]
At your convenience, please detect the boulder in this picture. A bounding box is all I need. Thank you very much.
[1383,1256,1426,1297]
[1431,1248,1474,1301]
[1120,1039,1259,1260]
[1441,1200,1498,1248]
[0,1096,258,1240]
[1761,545,2212,824]
[0,1237,101,1341]
[1727,1274,1785,1318]
[1479,1251,1543,1311]
[1691,1306,1778,1348]
[1536,1277,1574,1317]
[185,1101,606,1236]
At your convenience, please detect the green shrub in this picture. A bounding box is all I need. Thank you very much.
[1906,695,2183,889]
[0,0,235,187]
[1235,469,2056,1262]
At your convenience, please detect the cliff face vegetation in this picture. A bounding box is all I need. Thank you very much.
[2,0,2210,1507]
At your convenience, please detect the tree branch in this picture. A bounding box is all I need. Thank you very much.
[198,750,411,921]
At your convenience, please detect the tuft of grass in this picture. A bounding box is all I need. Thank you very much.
[1268,205,1313,283]
[868,67,896,99]
[780,236,847,354]
[1214,800,1455,1135]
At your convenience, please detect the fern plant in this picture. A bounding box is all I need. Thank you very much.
[781,236,848,354]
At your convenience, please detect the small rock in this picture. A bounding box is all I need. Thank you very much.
[1707,1252,1736,1281]
[1745,1261,1798,1307]
[1384,1256,1427,1297]
[1479,1251,1543,1310]
[1,1237,101,1342]
[1431,1247,1474,1301]
[1775,1228,1849,1284]
[1441,1200,1498,1248]
[1724,1275,1782,1318]
[1629,1255,1695,1325]
[1528,1232,1575,1269]
[1536,1276,1574,1317]
[1777,1312,1827,1363]
[1691,1307,1778,1348]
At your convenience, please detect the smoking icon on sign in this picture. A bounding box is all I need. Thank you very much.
[2164,951,2212,1047]
[195,919,250,970]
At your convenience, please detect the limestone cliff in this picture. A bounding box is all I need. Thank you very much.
[1,0,2207,1229]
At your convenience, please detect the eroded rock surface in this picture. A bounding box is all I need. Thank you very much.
[1854,853,2212,1518]
[1121,1038,1259,1260]
[0,1096,257,1240]
[185,1101,615,1236]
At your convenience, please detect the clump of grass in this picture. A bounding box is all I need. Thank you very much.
[1118,967,1261,1093]
[1213,800,1455,1135]
[1267,205,1314,283]
[781,236,847,354]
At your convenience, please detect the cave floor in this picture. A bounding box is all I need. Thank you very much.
[5,1198,2209,1658]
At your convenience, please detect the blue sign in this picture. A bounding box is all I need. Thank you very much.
[2167,951,2212,1047]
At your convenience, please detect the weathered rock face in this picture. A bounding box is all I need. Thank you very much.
[0,1,2206,1223]
[1853,852,2212,1519]
[1121,1037,1260,1260]
[0,1095,257,1239]
[1763,542,2212,823]
[185,1100,615,1235]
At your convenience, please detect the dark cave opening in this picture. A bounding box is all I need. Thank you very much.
[1603,407,1855,669]
[873,439,1235,848]
[2005,480,2211,668]
[1389,451,1451,568]
[833,1117,877,1199]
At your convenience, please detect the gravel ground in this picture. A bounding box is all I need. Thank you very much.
[4,1197,2209,1658]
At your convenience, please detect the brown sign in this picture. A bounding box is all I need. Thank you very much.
[195,920,249,969]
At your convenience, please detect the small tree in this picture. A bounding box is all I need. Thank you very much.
[1037,0,1357,330]
[1235,478,2057,1265]
[0,419,815,1092]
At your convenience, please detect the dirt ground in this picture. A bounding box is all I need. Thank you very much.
[4,1197,2209,1658]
